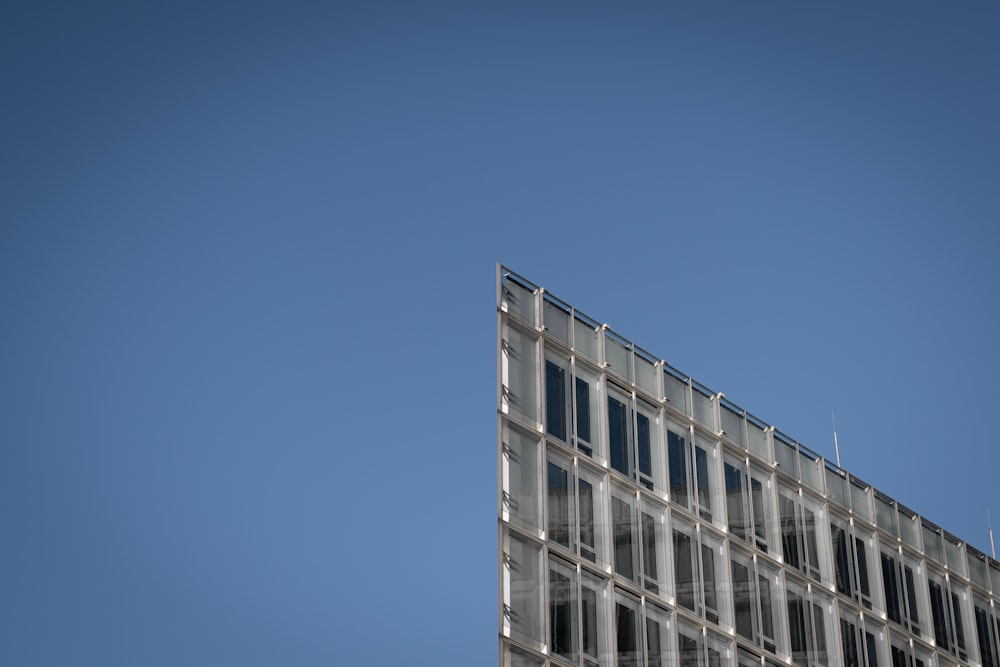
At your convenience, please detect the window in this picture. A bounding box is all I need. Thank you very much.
[840,612,884,667]
[786,582,832,667]
[678,622,732,667]
[831,515,876,610]
[974,598,1000,667]
[778,485,827,582]
[608,386,633,480]
[544,354,601,457]
[615,593,642,667]
[880,549,925,638]
[502,323,539,424]
[641,497,669,596]
[578,462,609,567]
[546,452,575,552]
[927,569,969,660]
[501,423,542,532]
[730,548,780,653]
[724,456,775,554]
[645,604,673,667]
[674,520,726,625]
[580,570,611,667]
[549,557,579,663]
[669,423,718,522]
[612,486,639,584]
[888,635,931,667]
[503,529,544,647]
[606,387,663,490]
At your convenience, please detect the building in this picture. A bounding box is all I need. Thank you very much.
[496,265,1000,667]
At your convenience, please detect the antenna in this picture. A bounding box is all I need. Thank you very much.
[832,411,842,468]
[990,509,996,560]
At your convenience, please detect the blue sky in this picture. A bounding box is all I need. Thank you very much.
[2,2,999,665]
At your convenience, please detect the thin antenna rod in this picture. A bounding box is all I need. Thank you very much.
[832,411,842,468]
[989,509,996,560]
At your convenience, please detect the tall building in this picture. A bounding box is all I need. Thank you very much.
[497,265,1000,667]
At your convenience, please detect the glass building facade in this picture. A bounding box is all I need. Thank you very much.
[497,266,1000,667]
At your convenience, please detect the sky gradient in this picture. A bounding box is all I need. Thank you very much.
[3,2,999,665]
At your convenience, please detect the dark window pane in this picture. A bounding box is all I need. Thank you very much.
[582,587,597,658]
[781,495,800,569]
[637,413,652,479]
[833,524,852,597]
[732,560,753,640]
[575,377,592,447]
[547,462,571,548]
[646,618,662,667]
[841,619,859,667]
[703,544,717,623]
[759,574,774,645]
[904,566,919,629]
[579,479,595,562]
[679,633,699,667]
[953,592,966,653]
[616,603,638,667]
[550,568,575,659]
[545,361,567,440]
[865,631,879,667]
[668,430,689,509]
[642,512,658,591]
[751,477,766,552]
[725,463,746,541]
[856,538,871,603]
[613,496,635,581]
[674,530,695,612]
[608,397,630,477]
[695,446,711,520]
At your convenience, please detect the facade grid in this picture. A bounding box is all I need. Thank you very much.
[497,265,1000,667]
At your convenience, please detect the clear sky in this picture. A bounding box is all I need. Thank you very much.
[3,2,999,665]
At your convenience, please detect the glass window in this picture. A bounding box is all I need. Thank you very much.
[673,520,727,625]
[974,597,1000,667]
[786,582,832,667]
[615,593,643,667]
[578,462,610,568]
[831,515,878,610]
[503,642,546,667]
[645,603,673,667]
[880,548,927,639]
[547,451,576,553]
[545,354,571,443]
[944,535,966,577]
[574,362,602,459]
[928,569,970,661]
[502,323,539,424]
[502,423,542,532]
[637,397,664,493]
[641,496,670,598]
[678,622,734,667]
[731,550,757,644]
[581,570,611,667]
[840,612,884,667]
[779,485,829,583]
[503,529,544,647]
[668,423,719,523]
[549,556,579,664]
[607,385,635,481]
[724,457,776,555]
[612,486,639,584]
